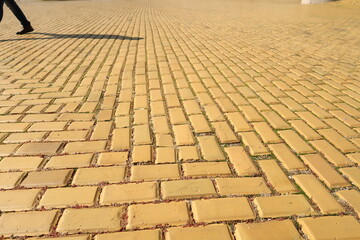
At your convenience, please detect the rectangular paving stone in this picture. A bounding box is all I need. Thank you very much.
[39,186,98,208]
[16,142,62,155]
[182,162,231,177]
[46,153,93,169]
[0,172,24,189]
[225,146,259,176]
[132,145,153,163]
[0,123,29,132]
[197,136,225,161]
[318,128,358,153]
[100,182,158,204]
[27,235,90,240]
[340,167,360,188]
[293,174,344,214]
[212,121,239,143]
[95,229,161,240]
[0,189,41,211]
[161,179,217,199]
[216,177,271,195]
[253,122,282,143]
[173,124,195,145]
[278,130,315,154]
[21,169,73,188]
[336,189,360,216]
[133,124,152,145]
[240,131,270,155]
[189,115,212,133]
[72,166,126,185]
[131,164,180,181]
[166,224,233,240]
[254,195,315,218]
[0,156,43,171]
[127,202,189,229]
[63,141,107,154]
[298,216,360,240]
[310,139,353,167]
[258,160,297,193]
[97,152,128,166]
[178,146,200,161]
[0,210,59,237]
[301,154,350,188]
[47,130,88,141]
[111,128,130,149]
[57,207,124,233]
[192,197,255,222]
[225,112,253,132]
[4,132,46,143]
[155,147,176,163]
[235,220,302,240]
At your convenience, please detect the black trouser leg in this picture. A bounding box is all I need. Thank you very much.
[4,0,30,27]
[0,0,5,23]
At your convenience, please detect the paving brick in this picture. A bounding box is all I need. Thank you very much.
[289,119,322,140]
[127,202,189,229]
[0,172,24,189]
[161,179,216,199]
[278,130,315,154]
[293,174,344,214]
[216,177,271,195]
[100,182,158,204]
[253,122,282,143]
[261,111,290,129]
[16,142,62,155]
[21,169,73,188]
[111,128,131,149]
[72,166,125,185]
[155,147,176,163]
[0,144,19,156]
[39,186,98,208]
[235,220,302,240]
[0,123,29,132]
[298,216,360,240]
[134,124,152,145]
[132,145,153,163]
[131,164,180,181]
[166,224,233,240]
[178,146,200,161]
[0,210,59,237]
[4,132,46,143]
[0,189,41,211]
[189,114,212,133]
[197,136,225,161]
[63,141,107,154]
[97,152,128,165]
[254,195,315,218]
[183,162,231,177]
[240,131,270,155]
[301,154,350,188]
[225,146,259,176]
[95,229,161,240]
[27,235,90,240]
[192,197,254,222]
[47,130,88,141]
[45,154,93,169]
[0,156,43,171]
[336,189,360,215]
[340,167,360,188]
[318,128,358,153]
[225,112,252,132]
[57,207,124,233]
[310,140,353,167]
[258,160,297,193]
[297,112,328,129]
[173,124,195,145]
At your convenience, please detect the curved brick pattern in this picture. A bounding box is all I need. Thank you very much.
[0,0,359,238]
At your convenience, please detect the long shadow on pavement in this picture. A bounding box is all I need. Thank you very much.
[0,32,144,42]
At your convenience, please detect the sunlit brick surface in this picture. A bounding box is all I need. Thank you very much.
[0,0,359,238]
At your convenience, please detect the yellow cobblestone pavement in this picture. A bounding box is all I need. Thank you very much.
[0,0,360,239]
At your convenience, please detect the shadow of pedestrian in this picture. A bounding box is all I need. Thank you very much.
[0,32,144,42]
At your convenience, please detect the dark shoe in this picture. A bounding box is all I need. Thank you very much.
[16,25,34,35]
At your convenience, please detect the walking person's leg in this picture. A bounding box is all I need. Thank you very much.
[4,0,33,34]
